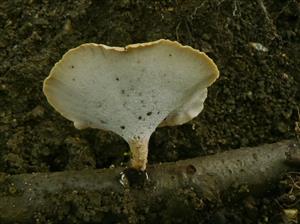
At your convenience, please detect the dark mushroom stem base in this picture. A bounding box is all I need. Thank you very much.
[121,168,149,188]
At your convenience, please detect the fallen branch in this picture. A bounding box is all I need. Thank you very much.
[0,140,298,223]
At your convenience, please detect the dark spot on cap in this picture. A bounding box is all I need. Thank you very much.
[121,126,125,130]
[169,53,172,56]
[121,90,125,94]
[116,77,119,81]
[100,120,107,124]
[157,111,160,114]
[72,78,76,81]
[146,112,152,116]
[186,164,196,175]
[138,116,142,120]
[71,65,74,68]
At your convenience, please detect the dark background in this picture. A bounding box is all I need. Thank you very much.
[0,0,299,223]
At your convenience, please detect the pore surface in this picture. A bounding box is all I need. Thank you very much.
[43,40,218,141]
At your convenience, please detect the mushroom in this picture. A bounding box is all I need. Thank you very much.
[43,39,219,171]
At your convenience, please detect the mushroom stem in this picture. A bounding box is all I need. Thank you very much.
[128,137,149,171]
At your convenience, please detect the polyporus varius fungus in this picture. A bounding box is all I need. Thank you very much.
[43,39,219,171]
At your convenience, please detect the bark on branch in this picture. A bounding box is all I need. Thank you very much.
[0,140,298,223]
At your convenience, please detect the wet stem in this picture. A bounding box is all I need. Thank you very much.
[128,137,150,171]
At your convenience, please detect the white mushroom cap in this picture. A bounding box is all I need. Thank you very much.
[43,39,219,170]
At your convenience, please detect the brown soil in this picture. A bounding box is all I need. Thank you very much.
[0,0,299,223]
